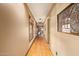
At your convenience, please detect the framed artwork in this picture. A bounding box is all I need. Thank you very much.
[57,3,79,35]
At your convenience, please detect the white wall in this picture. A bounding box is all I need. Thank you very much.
[0,4,29,56]
[49,3,79,56]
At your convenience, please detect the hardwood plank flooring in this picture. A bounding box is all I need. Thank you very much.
[26,37,53,56]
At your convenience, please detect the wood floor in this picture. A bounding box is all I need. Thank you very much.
[26,37,53,56]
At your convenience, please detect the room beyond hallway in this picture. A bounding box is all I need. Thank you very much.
[26,37,53,56]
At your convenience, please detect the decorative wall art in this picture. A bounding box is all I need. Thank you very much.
[57,3,79,35]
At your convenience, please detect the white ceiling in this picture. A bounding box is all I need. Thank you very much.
[27,3,53,23]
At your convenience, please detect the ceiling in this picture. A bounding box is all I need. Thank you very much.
[27,3,53,23]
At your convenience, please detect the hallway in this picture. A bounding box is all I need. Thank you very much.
[26,37,53,56]
[0,3,79,56]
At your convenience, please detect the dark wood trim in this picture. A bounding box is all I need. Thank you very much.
[48,18,50,44]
